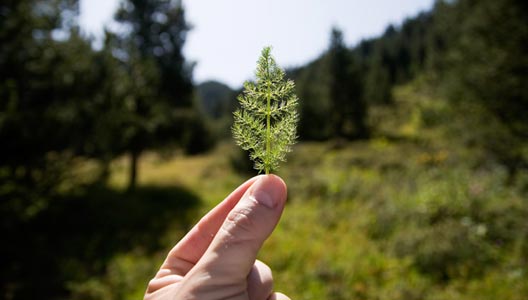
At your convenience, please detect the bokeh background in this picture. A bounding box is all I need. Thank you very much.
[1,0,527,299]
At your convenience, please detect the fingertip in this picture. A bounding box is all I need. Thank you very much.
[267,174,288,197]
[268,292,291,300]
[249,174,287,209]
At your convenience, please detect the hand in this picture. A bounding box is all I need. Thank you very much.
[145,175,290,300]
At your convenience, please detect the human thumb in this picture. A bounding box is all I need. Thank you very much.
[195,175,287,281]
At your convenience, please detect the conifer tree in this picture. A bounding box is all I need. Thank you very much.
[114,0,195,190]
[328,28,368,139]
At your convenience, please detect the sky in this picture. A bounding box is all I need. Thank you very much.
[79,0,435,89]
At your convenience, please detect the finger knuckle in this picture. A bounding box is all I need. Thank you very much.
[255,260,273,277]
[146,278,157,293]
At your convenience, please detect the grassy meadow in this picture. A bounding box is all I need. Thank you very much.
[65,80,528,299]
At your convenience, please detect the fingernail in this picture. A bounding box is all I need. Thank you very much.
[251,176,279,209]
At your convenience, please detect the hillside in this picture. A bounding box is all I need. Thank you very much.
[79,78,527,299]
[195,80,236,120]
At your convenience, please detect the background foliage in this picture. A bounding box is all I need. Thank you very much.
[1,0,527,299]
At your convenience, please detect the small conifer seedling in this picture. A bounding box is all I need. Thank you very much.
[232,46,299,174]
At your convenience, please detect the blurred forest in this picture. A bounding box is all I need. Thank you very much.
[1,0,527,299]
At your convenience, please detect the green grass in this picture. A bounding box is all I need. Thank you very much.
[80,140,527,299]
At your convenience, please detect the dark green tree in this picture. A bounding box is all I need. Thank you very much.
[364,26,398,106]
[364,48,393,105]
[327,27,368,139]
[115,0,193,107]
[295,59,332,140]
[438,0,528,176]
[0,1,111,297]
[0,0,99,192]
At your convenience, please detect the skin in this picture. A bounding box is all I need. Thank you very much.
[145,175,291,300]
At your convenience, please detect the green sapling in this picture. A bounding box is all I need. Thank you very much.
[232,46,299,174]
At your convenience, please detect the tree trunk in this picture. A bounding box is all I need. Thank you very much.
[128,150,140,192]
[97,156,112,185]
